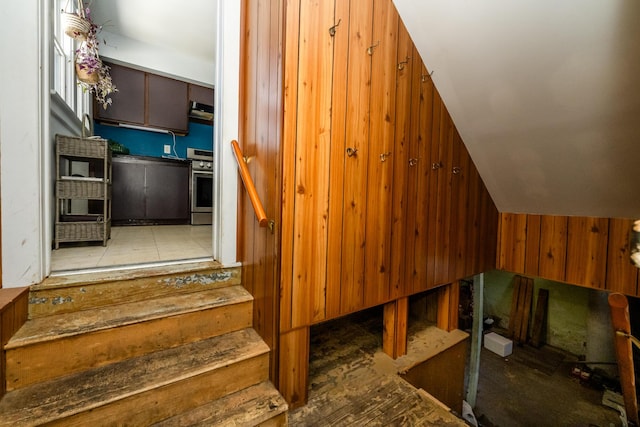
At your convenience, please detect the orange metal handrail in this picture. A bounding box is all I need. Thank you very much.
[231,140,268,227]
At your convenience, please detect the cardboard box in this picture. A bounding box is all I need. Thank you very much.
[484,332,513,357]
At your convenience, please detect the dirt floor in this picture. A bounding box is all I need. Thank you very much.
[474,341,622,427]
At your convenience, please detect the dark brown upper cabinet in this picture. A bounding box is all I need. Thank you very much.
[94,62,190,134]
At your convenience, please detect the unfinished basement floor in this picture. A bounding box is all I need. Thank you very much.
[289,308,623,426]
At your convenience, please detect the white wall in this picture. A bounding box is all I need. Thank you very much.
[0,1,47,287]
[0,0,240,287]
[98,31,216,87]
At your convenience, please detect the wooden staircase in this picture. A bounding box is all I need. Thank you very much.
[0,263,287,426]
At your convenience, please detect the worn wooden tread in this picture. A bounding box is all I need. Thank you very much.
[0,328,269,426]
[152,381,288,426]
[6,285,251,349]
[36,260,224,289]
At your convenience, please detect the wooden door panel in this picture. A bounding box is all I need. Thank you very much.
[389,20,414,299]
[565,216,609,289]
[339,0,374,314]
[364,0,398,307]
[289,0,335,326]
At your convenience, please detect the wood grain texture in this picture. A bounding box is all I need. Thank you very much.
[433,99,454,286]
[411,61,435,294]
[606,218,639,295]
[538,215,568,281]
[279,0,301,331]
[325,0,350,320]
[524,214,541,276]
[0,287,29,399]
[278,327,309,409]
[451,131,471,281]
[339,0,374,314]
[565,216,609,289]
[498,213,527,273]
[290,0,334,326]
[364,0,398,307]
[382,297,408,359]
[388,19,413,299]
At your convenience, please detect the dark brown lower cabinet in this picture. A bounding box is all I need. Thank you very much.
[112,156,189,225]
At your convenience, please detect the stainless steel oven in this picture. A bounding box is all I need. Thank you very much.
[187,148,213,225]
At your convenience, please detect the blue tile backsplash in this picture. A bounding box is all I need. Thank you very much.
[94,122,213,159]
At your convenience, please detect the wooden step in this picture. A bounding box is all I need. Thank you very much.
[152,381,288,426]
[0,328,270,426]
[5,285,252,390]
[29,263,240,318]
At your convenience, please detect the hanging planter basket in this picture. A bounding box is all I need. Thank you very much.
[75,62,100,84]
[62,12,91,40]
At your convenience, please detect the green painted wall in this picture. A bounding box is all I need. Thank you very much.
[483,270,591,356]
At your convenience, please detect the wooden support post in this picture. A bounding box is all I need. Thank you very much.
[608,292,640,426]
[466,273,483,408]
[530,288,549,348]
[383,297,408,359]
[437,282,460,332]
[278,327,309,409]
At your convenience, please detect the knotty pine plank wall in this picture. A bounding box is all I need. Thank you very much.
[498,213,640,296]
[237,0,284,382]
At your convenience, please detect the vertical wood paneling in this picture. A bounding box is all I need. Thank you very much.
[238,0,284,383]
[465,160,482,276]
[606,218,639,295]
[524,214,541,276]
[326,0,350,319]
[433,102,454,286]
[251,0,272,349]
[565,217,609,289]
[278,327,310,408]
[279,0,301,331]
[425,86,442,289]
[478,184,499,273]
[538,215,568,282]
[339,0,374,314]
[290,0,335,326]
[364,0,398,307]
[403,45,422,296]
[389,20,413,299]
[382,297,408,358]
[498,213,527,273]
[410,59,434,294]
[451,130,470,281]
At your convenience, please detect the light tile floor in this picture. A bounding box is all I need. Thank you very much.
[51,225,213,272]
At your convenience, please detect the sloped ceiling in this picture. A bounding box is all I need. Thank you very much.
[393,0,640,219]
[88,1,639,218]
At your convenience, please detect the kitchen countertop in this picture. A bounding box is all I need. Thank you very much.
[113,153,190,165]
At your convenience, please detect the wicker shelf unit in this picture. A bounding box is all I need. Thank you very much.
[55,135,112,248]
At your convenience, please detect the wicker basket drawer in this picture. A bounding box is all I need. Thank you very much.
[57,179,109,199]
[55,220,111,244]
[57,135,108,158]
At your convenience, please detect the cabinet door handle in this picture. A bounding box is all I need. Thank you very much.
[409,158,418,167]
[380,152,391,162]
[346,147,358,157]
[432,161,443,170]
[452,166,462,174]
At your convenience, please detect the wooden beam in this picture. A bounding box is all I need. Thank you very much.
[437,282,460,332]
[278,327,309,408]
[608,292,639,425]
[383,297,408,359]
